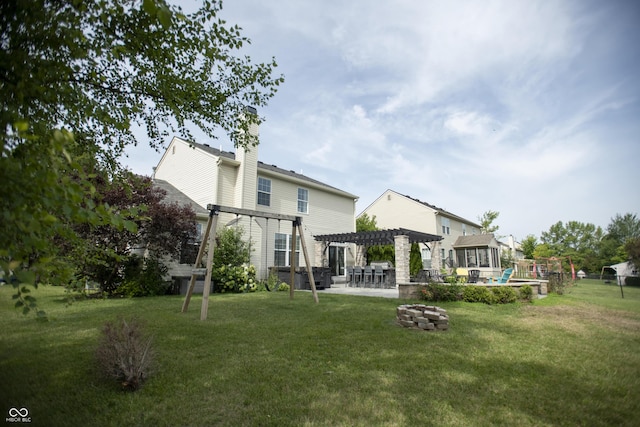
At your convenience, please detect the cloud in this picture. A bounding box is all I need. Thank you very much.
[123,0,640,240]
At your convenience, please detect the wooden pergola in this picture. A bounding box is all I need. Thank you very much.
[315,228,443,284]
[314,228,442,245]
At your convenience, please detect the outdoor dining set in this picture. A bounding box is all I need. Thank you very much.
[346,264,395,288]
[345,265,482,288]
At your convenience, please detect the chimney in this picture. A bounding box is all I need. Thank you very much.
[234,106,259,209]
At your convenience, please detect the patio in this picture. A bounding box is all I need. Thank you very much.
[315,228,443,289]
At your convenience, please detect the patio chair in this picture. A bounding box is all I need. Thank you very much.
[468,269,480,283]
[494,268,514,284]
[353,266,362,287]
[363,266,373,286]
[374,265,384,288]
[429,269,443,282]
[346,266,354,286]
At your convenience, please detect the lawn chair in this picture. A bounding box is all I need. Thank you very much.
[468,269,480,283]
[494,268,514,284]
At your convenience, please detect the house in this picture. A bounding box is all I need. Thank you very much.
[152,113,358,287]
[358,189,503,278]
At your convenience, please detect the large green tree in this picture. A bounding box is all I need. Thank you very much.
[1,0,284,155]
[540,221,604,272]
[600,213,640,266]
[1,0,283,313]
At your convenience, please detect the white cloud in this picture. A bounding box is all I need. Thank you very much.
[123,0,640,240]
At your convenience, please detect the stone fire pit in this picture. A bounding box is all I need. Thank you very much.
[396,304,449,331]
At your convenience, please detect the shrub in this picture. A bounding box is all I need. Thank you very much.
[116,256,170,297]
[213,264,257,293]
[547,273,568,295]
[463,285,494,304]
[625,276,640,287]
[518,284,533,302]
[419,283,463,302]
[277,282,290,292]
[491,286,517,304]
[95,318,154,391]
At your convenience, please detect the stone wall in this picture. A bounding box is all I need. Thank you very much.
[396,304,449,331]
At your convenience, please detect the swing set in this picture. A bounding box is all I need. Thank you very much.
[181,204,319,320]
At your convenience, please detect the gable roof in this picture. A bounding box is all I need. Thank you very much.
[396,191,482,227]
[153,179,209,217]
[453,234,498,248]
[361,189,481,227]
[190,141,357,199]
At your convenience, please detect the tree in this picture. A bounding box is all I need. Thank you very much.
[601,213,640,266]
[356,213,394,265]
[606,213,640,243]
[521,235,538,259]
[478,210,500,234]
[356,213,378,232]
[1,0,284,156]
[1,0,283,311]
[410,243,423,277]
[624,237,640,269]
[69,172,197,294]
[540,221,603,272]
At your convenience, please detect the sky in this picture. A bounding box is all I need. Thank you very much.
[122,0,640,242]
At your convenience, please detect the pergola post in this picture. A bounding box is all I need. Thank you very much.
[394,234,410,285]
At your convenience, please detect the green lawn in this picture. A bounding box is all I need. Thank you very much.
[1,280,639,426]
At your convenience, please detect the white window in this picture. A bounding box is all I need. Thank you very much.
[441,217,450,235]
[274,233,300,266]
[257,177,271,206]
[297,188,308,214]
[462,224,466,236]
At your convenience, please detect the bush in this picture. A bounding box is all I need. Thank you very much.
[419,283,463,302]
[463,285,494,304]
[625,276,640,287]
[213,264,257,293]
[116,256,170,297]
[518,284,533,302]
[491,286,517,304]
[277,282,290,292]
[95,317,154,391]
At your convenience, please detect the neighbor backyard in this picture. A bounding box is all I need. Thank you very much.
[1,279,639,426]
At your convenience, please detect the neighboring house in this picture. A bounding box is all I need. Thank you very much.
[358,189,488,274]
[152,117,358,286]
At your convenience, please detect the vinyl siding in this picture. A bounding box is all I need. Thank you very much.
[362,190,438,234]
[154,137,217,209]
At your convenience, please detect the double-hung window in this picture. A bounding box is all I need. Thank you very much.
[297,188,309,214]
[257,177,271,206]
[274,233,300,266]
[441,217,450,235]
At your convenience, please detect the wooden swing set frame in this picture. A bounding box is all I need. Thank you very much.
[181,204,319,320]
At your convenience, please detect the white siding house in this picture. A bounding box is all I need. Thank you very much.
[153,122,358,284]
[359,189,489,274]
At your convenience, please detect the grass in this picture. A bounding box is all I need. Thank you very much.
[1,279,639,426]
